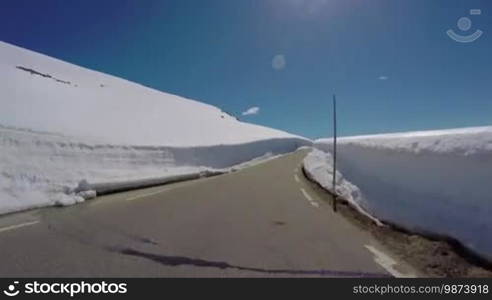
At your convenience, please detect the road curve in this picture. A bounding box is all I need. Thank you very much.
[0,150,416,277]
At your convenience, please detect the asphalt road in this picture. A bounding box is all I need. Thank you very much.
[0,150,417,277]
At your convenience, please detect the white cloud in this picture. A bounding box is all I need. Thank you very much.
[378,76,389,80]
[242,106,260,116]
[272,54,286,70]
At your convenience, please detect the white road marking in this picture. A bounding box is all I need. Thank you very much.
[300,188,313,201]
[0,221,39,234]
[126,188,172,201]
[364,245,416,278]
[125,180,201,201]
[294,174,300,183]
[300,188,319,208]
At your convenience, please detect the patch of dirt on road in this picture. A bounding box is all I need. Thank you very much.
[304,177,492,278]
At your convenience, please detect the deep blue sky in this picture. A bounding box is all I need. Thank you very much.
[1,0,491,138]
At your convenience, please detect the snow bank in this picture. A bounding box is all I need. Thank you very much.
[0,116,307,216]
[310,126,492,261]
[0,41,311,214]
[303,149,381,224]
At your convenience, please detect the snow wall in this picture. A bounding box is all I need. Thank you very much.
[1,125,310,215]
[311,126,492,261]
[0,41,312,215]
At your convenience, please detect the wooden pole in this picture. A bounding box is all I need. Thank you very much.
[332,94,337,212]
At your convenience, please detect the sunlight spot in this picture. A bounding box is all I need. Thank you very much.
[272,54,286,70]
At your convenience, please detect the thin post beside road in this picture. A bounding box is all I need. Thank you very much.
[332,94,337,212]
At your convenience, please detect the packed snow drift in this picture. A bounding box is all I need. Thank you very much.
[303,149,382,225]
[306,126,492,261]
[0,41,310,214]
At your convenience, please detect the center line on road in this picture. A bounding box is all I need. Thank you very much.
[0,220,39,234]
[126,180,200,201]
[294,174,300,183]
[126,188,172,201]
[300,188,319,208]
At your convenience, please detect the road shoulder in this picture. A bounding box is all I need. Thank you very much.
[301,172,492,277]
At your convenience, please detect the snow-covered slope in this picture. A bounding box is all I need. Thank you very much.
[0,41,306,146]
[309,126,492,261]
[0,41,311,214]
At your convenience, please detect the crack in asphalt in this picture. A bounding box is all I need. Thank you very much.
[111,247,391,277]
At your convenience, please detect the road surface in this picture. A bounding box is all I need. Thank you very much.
[0,150,416,277]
